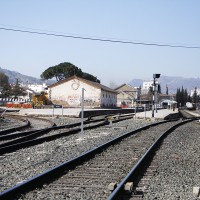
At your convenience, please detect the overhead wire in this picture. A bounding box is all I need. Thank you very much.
[0,27,200,49]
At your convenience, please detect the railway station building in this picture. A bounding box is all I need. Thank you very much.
[48,76,118,108]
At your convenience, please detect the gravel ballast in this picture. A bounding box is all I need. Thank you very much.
[143,120,200,200]
[0,117,154,193]
[0,117,26,131]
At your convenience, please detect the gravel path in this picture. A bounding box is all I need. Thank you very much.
[0,118,154,193]
[143,120,200,200]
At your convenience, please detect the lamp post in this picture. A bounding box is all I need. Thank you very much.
[152,74,160,117]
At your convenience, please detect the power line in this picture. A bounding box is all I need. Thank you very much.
[0,27,200,49]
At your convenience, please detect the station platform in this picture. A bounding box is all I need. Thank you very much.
[2,107,179,119]
[135,108,179,120]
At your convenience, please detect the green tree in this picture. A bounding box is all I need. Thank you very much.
[183,88,188,104]
[41,62,82,81]
[192,87,200,108]
[187,95,192,102]
[41,62,100,83]
[147,86,153,101]
[176,86,188,107]
[157,83,161,94]
[81,72,100,83]
[0,73,11,97]
[12,79,25,97]
[192,87,197,103]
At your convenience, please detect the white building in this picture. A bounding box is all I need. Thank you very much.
[142,81,153,89]
[141,80,160,95]
[190,88,200,96]
[27,83,48,93]
[141,81,153,95]
[48,76,118,108]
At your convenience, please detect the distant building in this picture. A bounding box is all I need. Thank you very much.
[19,83,48,102]
[48,76,118,108]
[139,91,176,109]
[142,81,153,89]
[141,81,152,95]
[190,88,200,96]
[115,84,140,107]
[20,83,48,101]
[27,83,48,93]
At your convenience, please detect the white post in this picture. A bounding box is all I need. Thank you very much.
[81,88,85,135]
[144,104,146,120]
[62,105,64,118]
[134,105,137,119]
[52,105,54,119]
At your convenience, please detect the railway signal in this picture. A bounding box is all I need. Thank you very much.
[152,74,161,117]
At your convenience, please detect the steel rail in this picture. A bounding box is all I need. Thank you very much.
[0,114,56,136]
[0,118,91,141]
[0,120,169,199]
[0,117,105,144]
[0,120,30,135]
[0,128,51,148]
[107,118,198,200]
[0,120,110,155]
[0,114,135,155]
[0,128,47,140]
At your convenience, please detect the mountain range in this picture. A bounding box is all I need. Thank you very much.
[0,67,199,94]
[129,75,200,94]
[0,67,54,85]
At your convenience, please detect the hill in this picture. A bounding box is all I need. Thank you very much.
[0,67,55,85]
[129,75,200,94]
[1,67,199,95]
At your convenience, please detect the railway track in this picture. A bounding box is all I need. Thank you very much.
[0,114,148,195]
[0,114,134,155]
[0,115,29,134]
[0,118,182,199]
[107,110,200,200]
[0,114,55,136]
[142,119,200,200]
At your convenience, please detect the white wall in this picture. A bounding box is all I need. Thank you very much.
[49,79,117,107]
[49,79,101,107]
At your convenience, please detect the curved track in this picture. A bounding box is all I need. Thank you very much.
[0,114,55,136]
[0,115,30,134]
[108,110,199,200]
[0,114,134,155]
[0,119,182,199]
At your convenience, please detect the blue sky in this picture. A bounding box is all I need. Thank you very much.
[1,1,200,86]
